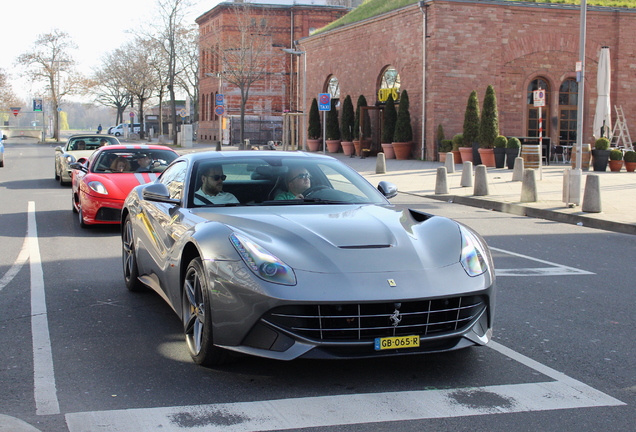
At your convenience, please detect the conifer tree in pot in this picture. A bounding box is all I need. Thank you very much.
[340,95,355,155]
[381,94,397,159]
[307,98,321,151]
[462,90,480,164]
[353,95,371,156]
[478,85,499,167]
[325,99,341,153]
[392,90,413,159]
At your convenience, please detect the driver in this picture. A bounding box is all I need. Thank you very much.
[135,153,153,172]
[194,165,239,205]
[275,167,311,200]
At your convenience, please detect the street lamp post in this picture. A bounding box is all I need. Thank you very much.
[282,48,307,151]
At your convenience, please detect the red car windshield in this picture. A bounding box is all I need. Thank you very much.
[92,149,178,173]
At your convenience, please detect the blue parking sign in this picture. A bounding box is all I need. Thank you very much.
[318,93,331,111]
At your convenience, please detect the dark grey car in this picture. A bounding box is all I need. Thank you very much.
[121,151,495,366]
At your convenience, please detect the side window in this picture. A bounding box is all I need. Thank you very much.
[159,161,187,201]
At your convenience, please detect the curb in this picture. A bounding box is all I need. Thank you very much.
[422,194,636,236]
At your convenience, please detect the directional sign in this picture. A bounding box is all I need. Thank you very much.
[318,93,331,111]
[215,105,225,116]
[215,94,224,106]
[33,99,43,112]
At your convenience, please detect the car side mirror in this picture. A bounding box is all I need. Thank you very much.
[55,146,63,152]
[377,181,398,199]
[69,162,88,172]
[142,183,181,205]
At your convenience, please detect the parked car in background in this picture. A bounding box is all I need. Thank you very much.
[54,134,120,185]
[109,123,141,136]
[71,144,179,227]
[121,151,496,367]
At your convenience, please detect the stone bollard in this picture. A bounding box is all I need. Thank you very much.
[473,165,489,196]
[582,174,602,213]
[512,157,524,181]
[435,166,449,194]
[520,169,538,202]
[375,152,386,174]
[445,152,455,173]
[460,161,473,187]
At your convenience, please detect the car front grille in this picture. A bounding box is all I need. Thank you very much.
[264,295,486,341]
[95,207,121,222]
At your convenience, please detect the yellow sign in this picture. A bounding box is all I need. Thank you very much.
[377,88,400,103]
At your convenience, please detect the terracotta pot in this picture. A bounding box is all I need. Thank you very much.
[307,139,321,152]
[438,152,446,163]
[451,150,461,164]
[381,143,395,159]
[341,141,355,156]
[459,147,473,163]
[326,139,341,153]
[625,161,636,172]
[609,159,623,172]
[478,148,495,167]
[353,140,361,156]
[392,142,412,160]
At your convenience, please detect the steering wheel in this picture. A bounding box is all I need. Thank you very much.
[303,185,329,198]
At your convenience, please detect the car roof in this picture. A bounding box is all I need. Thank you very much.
[96,144,178,152]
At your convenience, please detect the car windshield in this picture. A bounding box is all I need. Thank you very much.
[187,155,390,207]
[67,136,118,151]
[93,149,178,173]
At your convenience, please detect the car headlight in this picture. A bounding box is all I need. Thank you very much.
[230,233,296,285]
[87,181,108,195]
[64,154,76,164]
[459,226,489,277]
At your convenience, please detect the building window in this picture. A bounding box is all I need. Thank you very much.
[559,79,578,146]
[326,76,340,102]
[527,78,549,140]
[378,66,401,104]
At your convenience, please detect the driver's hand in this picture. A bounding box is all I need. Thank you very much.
[295,193,304,199]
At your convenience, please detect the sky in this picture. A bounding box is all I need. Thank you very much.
[2,0,220,101]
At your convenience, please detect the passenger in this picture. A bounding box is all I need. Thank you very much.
[194,165,239,205]
[76,140,86,150]
[110,157,131,172]
[275,167,311,200]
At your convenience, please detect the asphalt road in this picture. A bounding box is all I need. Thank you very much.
[0,140,634,431]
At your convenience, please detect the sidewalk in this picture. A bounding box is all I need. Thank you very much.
[144,138,636,235]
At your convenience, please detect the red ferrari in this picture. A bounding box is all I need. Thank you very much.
[71,145,180,227]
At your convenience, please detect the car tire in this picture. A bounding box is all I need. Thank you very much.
[115,132,121,137]
[122,215,145,292]
[72,193,78,214]
[182,257,228,367]
[78,206,88,228]
[60,172,69,186]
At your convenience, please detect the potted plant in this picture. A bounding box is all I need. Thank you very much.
[477,85,499,167]
[438,139,453,162]
[624,150,636,172]
[505,137,521,169]
[451,133,462,164]
[609,149,623,172]
[307,97,321,151]
[462,90,480,164]
[353,95,370,156]
[381,94,397,159]
[436,123,445,161]
[592,137,611,171]
[325,99,341,153]
[493,135,507,168]
[392,90,413,159]
[340,95,355,156]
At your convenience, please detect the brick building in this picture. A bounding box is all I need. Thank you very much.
[299,0,636,160]
[196,2,349,145]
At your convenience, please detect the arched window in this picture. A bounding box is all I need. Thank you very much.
[378,66,401,103]
[526,78,549,139]
[559,79,578,146]
[326,75,340,102]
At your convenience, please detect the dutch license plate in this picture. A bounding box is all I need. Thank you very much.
[374,335,420,351]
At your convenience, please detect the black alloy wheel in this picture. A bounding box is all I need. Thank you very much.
[122,215,144,291]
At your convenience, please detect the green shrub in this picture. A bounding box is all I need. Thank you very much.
[353,95,370,140]
[308,98,321,139]
[393,90,413,142]
[595,137,610,150]
[624,150,636,162]
[436,124,445,149]
[479,85,499,149]
[494,135,508,148]
[506,137,521,149]
[463,90,480,146]
[440,139,453,153]
[610,149,623,160]
[381,94,397,143]
[326,99,340,140]
[340,95,355,142]
[451,133,464,150]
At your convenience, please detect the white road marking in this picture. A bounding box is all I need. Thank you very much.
[0,236,29,291]
[491,247,595,277]
[28,201,60,415]
[65,341,624,432]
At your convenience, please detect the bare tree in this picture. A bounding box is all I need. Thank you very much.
[87,53,133,126]
[15,29,82,140]
[0,69,20,110]
[209,3,276,149]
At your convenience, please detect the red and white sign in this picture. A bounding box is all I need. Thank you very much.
[533,90,546,107]
[215,105,225,116]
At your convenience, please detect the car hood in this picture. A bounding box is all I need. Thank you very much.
[192,205,463,273]
[85,173,160,199]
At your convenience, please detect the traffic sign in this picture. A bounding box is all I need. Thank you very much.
[33,99,43,112]
[318,93,331,111]
[533,89,545,107]
[215,105,225,116]
[129,111,135,119]
[215,94,224,106]
[179,109,187,118]
[10,107,21,116]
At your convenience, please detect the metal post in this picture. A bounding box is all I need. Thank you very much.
[569,0,587,206]
[282,48,307,151]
